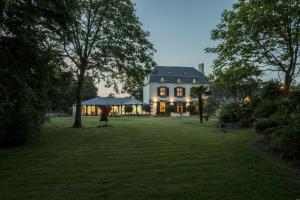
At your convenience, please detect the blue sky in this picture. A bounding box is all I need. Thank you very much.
[134,0,235,74]
[98,0,236,96]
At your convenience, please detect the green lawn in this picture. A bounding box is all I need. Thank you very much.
[0,117,299,200]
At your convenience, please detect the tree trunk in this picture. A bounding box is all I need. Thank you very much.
[198,95,203,123]
[73,68,85,128]
[284,73,292,92]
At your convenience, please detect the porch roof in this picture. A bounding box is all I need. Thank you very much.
[81,97,145,106]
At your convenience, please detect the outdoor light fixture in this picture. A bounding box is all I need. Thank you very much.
[244,96,251,104]
[152,97,157,103]
[277,85,285,93]
[185,96,190,103]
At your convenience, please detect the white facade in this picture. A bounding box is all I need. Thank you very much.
[143,66,210,115]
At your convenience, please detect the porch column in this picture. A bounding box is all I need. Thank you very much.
[136,105,138,115]
[86,105,88,116]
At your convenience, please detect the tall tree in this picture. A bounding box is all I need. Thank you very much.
[127,87,143,101]
[61,0,155,128]
[206,0,300,91]
[47,71,97,113]
[0,0,70,146]
[190,86,210,123]
[211,62,262,103]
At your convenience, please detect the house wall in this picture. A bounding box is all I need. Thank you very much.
[143,82,210,115]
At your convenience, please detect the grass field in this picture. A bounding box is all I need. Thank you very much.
[0,117,299,200]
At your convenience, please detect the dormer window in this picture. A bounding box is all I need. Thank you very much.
[160,76,166,82]
[177,77,182,83]
[192,78,197,84]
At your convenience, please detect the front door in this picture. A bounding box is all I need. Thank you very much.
[177,103,183,113]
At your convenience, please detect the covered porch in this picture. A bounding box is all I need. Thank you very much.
[78,97,146,116]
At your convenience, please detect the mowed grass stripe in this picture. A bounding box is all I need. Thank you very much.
[0,117,299,200]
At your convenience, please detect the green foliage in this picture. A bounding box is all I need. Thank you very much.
[166,105,176,114]
[239,104,255,128]
[124,105,133,114]
[190,86,209,123]
[190,86,208,98]
[254,92,300,159]
[204,97,219,118]
[47,71,97,114]
[211,63,261,102]
[206,0,300,89]
[219,103,241,123]
[186,104,196,115]
[254,118,280,135]
[2,117,300,199]
[261,80,283,100]
[142,104,151,114]
[254,100,278,118]
[0,0,68,146]
[61,0,155,127]
[126,87,143,101]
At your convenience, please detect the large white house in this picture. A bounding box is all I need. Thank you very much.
[143,64,210,115]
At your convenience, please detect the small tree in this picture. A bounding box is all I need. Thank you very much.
[166,105,176,115]
[190,86,210,123]
[99,105,111,126]
[124,105,133,115]
[186,104,196,115]
[142,104,151,114]
[204,97,219,120]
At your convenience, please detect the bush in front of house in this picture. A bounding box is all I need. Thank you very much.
[124,105,133,115]
[166,105,176,115]
[142,104,151,114]
[186,104,196,115]
[219,103,241,123]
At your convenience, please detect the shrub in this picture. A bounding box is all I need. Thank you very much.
[261,80,282,99]
[219,103,241,123]
[289,90,300,109]
[142,104,151,114]
[254,100,278,118]
[166,105,176,114]
[124,105,133,114]
[186,104,196,115]
[269,114,300,159]
[239,104,255,127]
[254,118,280,135]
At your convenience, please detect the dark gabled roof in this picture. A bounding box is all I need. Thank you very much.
[149,66,210,84]
[81,97,145,106]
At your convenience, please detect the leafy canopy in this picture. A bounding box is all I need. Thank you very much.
[206,0,300,90]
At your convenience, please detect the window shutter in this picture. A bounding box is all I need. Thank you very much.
[183,88,186,96]
[174,87,177,97]
[157,87,160,96]
[166,87,169,96]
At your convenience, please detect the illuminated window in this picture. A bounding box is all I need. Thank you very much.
[176,87,183,97]
[160,87,167,96]
[177,77,182,83]
[160,101,166,113]
[192,78,197,84]
[160,76,166,82]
